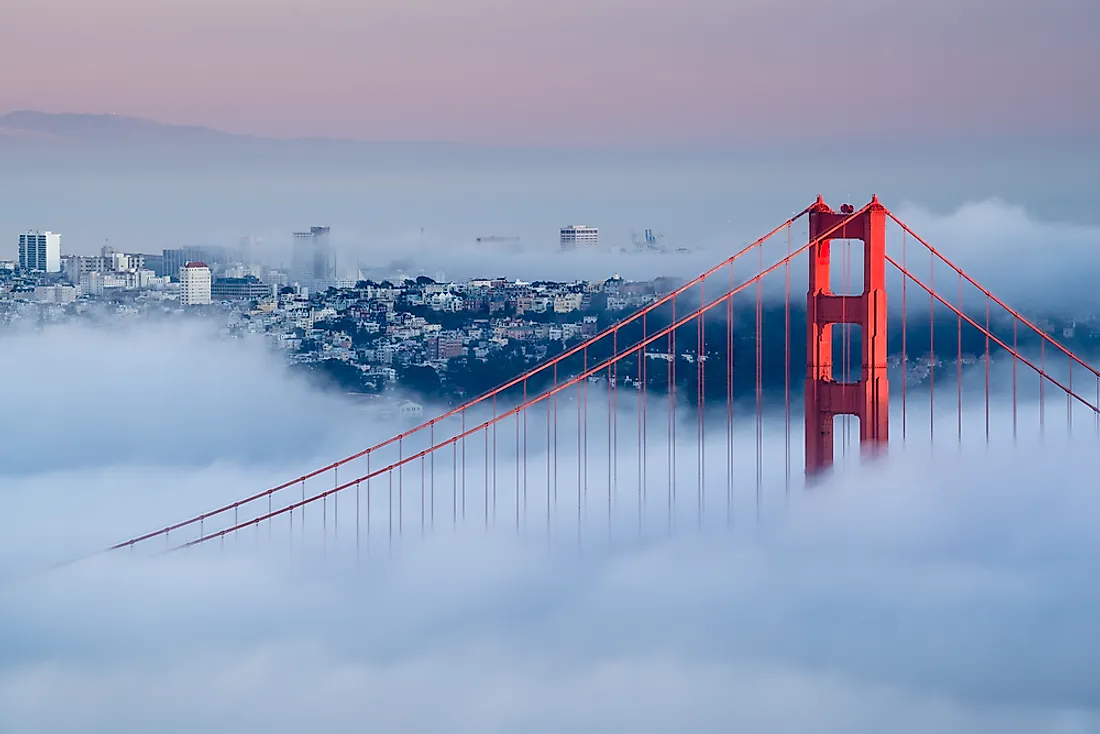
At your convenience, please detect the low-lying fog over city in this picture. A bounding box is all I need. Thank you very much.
[3,0,1100,731]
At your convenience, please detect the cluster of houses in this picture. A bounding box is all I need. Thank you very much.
[229,274,680,391]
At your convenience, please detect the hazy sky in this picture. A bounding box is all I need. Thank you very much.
[3,3,1100,728]
[2,0,1097,144]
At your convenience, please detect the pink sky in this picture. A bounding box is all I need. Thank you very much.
[1,0,1096,144]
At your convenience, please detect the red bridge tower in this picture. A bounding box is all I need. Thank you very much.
[805,195,889,475]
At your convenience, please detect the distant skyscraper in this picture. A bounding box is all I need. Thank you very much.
[141,252,165,275]
[162,246,228,279]
[291,232,311,283]
[292,226,334,289]
[560,225,598,251]
[237,235,260,265]
[179,261,212,305]
[18,231,61,272]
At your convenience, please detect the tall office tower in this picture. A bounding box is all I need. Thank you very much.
[140,253,165,276]
[179,261,212,305]
[291,232,310,283]
[311,226,333,282]
[237,235,260,266]
[560,225,598,251]
[291,226,334,288]
[18,231,62,272]
[162,247,227,280]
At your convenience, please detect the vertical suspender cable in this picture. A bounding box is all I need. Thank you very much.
[902,230,908,442]
[698,280,705,529]
[638,312,642,530]
[727,260,734,526]
[1012,319,1018,443]
[755,242,763,519]
[784,223,791,497]
[930,248,935,443]
[985,296,991,444]
[957,273,962,446]
[668,299,675,533]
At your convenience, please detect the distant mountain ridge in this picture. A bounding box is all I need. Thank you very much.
[0,110,311,145]
[0,110,489,151]
[0,110,510,171]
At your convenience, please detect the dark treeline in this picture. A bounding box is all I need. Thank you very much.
[299,299,1096,405]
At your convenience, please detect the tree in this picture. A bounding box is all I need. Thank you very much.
[351,328,382,349]
[314,316,357,333]
[442,349,532,400]
[583,292,608,314]
[401,304,471,331]
[398,364,443,398]
[292,359,371,393]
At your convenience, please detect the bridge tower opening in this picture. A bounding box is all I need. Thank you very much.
[805,195,889,476]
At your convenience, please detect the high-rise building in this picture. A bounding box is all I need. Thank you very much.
[292,226,334,289]
[140,253,164,276]
[18,231,61,272]
[179,261,212,305]
[291,232,311,283]
[162,247,229,280]
[162,248,192,279]
[236,236,260,266]
[560,225,598,251]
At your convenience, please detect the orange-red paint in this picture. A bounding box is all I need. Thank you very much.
[805,195,889,476]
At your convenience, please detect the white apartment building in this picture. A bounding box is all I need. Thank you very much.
[77,269,168,296]
[34,284,77,304]
[18,231,61,272]
[180,261,212,305]
[63,255,107,284]
[553,292,584,313]
[560,225,598,251]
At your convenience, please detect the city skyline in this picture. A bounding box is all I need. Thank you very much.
[2,0,1097,145]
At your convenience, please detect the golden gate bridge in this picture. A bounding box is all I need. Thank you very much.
[97,196,1099,558]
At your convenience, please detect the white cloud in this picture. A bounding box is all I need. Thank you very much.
[2,410,1100,732]
[0,320,373,475]
[4,642,1095,734]
[891,199,1100,311]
